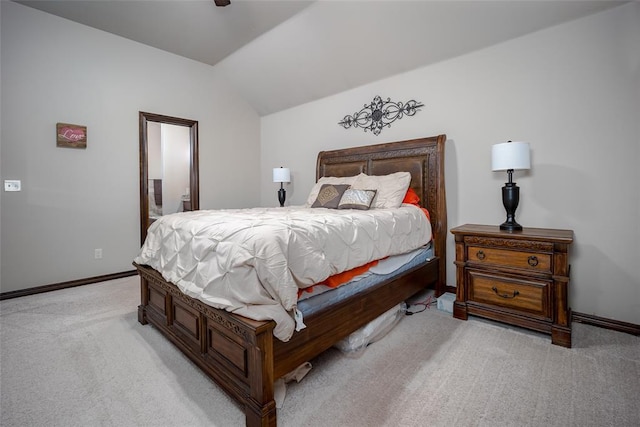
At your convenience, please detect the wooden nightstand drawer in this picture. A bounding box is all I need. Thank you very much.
[468,270,550,318]
[468,245,551,273]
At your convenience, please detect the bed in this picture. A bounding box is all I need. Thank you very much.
[133,134,447,426]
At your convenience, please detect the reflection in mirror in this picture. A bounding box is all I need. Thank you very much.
[147,122,191,217]
[139,112,199,245]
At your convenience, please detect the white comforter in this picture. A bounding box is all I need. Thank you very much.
[134,205,431,341]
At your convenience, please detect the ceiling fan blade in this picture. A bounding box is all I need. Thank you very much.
[214,0,231,6]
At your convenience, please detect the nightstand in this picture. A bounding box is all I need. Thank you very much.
[451,224,574,347]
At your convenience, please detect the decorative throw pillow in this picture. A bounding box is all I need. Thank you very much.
[305,175,359,206]
[311,184,351,208]
[402,187,421,205]
[351,172,411,209]
[338,189,377,210]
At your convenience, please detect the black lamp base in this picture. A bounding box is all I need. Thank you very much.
[499,220,523,231]
[278,187,286,207]
[500,182,522,232]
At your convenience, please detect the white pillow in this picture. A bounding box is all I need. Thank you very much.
[351,172,411,209]
[305,175,360,206]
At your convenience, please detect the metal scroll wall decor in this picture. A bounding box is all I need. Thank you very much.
[338,95,424,135]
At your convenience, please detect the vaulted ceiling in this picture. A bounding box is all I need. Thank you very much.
[16,0,625,115]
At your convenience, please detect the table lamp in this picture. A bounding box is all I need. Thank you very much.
[272,167,290,207]
[491,141,530,231]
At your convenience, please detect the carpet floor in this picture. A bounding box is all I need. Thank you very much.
[1,276,638,426]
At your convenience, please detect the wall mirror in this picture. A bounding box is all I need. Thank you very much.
[139,111,199,245]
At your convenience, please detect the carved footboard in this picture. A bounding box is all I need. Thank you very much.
[135,256,439,426]
[135,263,277,427]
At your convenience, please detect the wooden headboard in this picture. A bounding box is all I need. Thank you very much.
[316,135,447,291]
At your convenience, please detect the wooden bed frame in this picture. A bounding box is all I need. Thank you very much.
[134,134,447,426]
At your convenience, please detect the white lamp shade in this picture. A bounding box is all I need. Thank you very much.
[272,167,291,183]
[492,142,531,171]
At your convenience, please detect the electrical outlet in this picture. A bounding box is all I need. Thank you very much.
[4,180,21,192]
[94,248,103,259]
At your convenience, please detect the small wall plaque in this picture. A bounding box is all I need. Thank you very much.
[56,123,87,149]
[338,95,424,136]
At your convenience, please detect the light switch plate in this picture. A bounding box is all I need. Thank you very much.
[4,180,21,191]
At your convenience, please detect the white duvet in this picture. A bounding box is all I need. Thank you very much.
[134,205,431,341]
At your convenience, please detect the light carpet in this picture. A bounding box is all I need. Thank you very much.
[1,276,638,426]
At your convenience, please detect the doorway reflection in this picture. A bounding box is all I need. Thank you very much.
[147,122,191,218]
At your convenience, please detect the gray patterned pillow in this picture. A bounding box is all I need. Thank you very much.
[338,189,377,210]
[311,184,351,208]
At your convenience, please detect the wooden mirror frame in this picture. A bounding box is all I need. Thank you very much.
[139,111,199,245]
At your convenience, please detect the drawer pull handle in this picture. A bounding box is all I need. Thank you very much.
[476,250,486,260]
[528,256,539,267]
[492,286,520,299]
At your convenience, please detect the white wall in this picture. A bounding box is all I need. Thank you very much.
[147,122,162,180]
[0,2,261,292]
[160,123,190,215]
[261,3,640,324]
